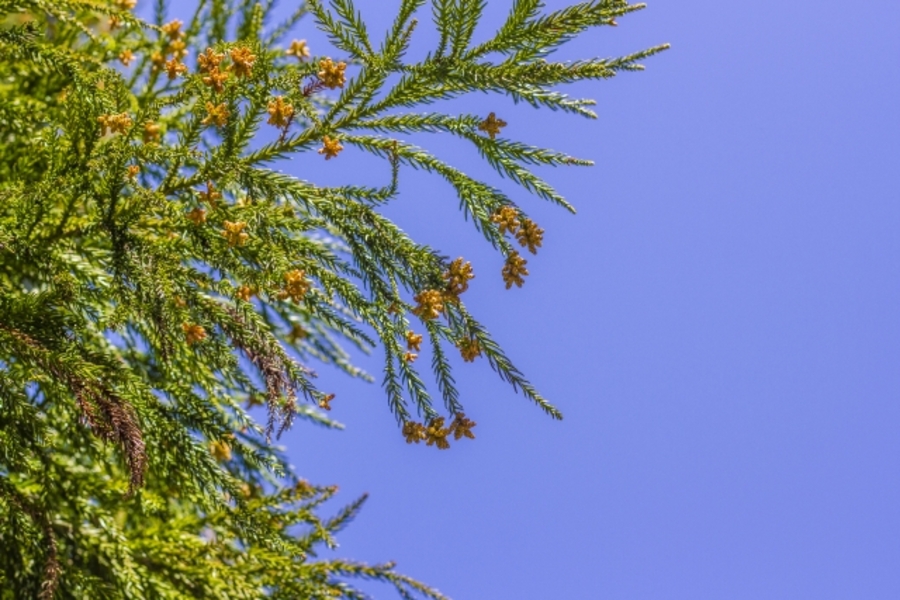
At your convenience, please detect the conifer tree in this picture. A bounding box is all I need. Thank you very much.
[0,0,666,596]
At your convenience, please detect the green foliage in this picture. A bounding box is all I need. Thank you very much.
[0,0,666,596]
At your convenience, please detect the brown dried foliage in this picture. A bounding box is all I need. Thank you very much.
[223,308,307,440]
[2,326,147,493]
[1,486,61,599]
[72,381,147,492]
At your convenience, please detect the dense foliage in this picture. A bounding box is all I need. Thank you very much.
[0,0,665,596]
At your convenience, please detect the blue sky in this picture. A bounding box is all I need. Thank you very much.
[163,0,900,597]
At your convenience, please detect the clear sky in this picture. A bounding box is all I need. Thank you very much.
[169,1,900,597]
